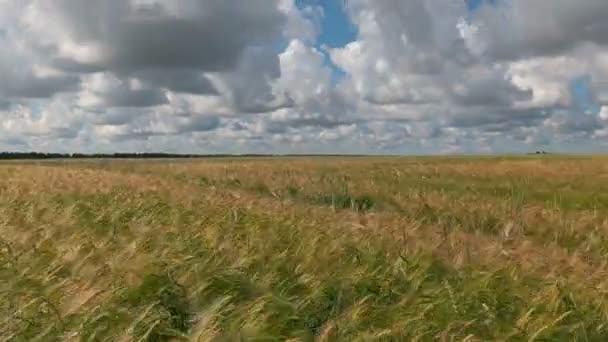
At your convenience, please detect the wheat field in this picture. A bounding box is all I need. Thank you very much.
[2,156,608,341]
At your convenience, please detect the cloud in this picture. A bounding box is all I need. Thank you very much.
[591,80,608,105]
[463,0,608,61]
[277,40,331,105]
[132,69,219,96]
[447,108,547,132]
[328,0,608,150]
[19,0,284,71]
[0,100,11,110]
[95,114,220,142]
[211,45,293,114]
[0,30,80,100]
[2,0,289,99]
[0,0,608,153]
[279,0,323,43]
[0,135,27,148]
[1,97,86,139]
[330,0,525,109]
[544,110,604,137]
[77,73,168,109]
[0,71,79,99]
[0,0,291,148]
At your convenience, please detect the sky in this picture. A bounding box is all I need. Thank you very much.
[1,0,608,155]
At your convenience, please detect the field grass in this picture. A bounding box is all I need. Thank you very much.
[2,156,608,341]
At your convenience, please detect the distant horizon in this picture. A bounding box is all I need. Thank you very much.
[0,150,600,160]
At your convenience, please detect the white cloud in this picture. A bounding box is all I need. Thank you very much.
[1,0,608,153]
[279,0,323,43]
[278,40,331,105]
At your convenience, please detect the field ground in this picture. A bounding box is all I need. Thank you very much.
[2,156,608,341]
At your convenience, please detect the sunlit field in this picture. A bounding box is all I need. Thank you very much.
[3,156,608,341]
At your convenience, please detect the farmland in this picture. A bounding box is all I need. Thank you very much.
[2,156,608,341]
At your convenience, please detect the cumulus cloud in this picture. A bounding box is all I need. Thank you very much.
[210,45,292,114]
[77,73,169,110]
[132,69,219,96]
[19,0,284,71]
[0,30,79,100]
[328,0,608,152]
[0,0,607,153]
[1,97,86,139]
[463,0,608,60]
[278,40,331,105]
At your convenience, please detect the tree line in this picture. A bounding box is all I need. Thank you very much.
[0,152,236,160]
[0,152,370,160]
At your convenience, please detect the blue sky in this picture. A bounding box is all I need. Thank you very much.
[295,0,357,81]
[310,0,357,48]
[571,76,601,115]
[465,0,500,12]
